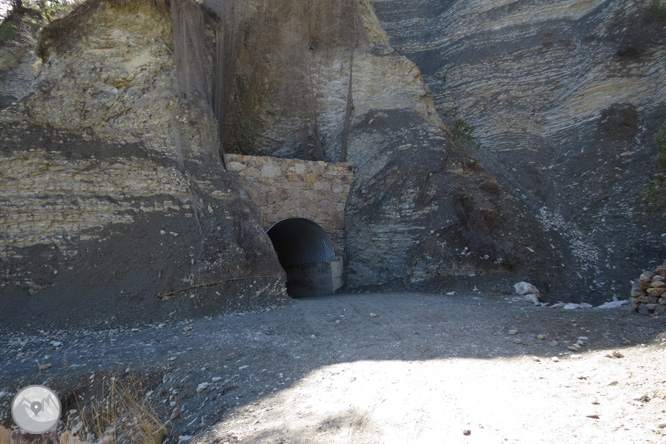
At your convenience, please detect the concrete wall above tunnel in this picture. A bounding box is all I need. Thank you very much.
[226,154,355,258]
[227,155,354,297]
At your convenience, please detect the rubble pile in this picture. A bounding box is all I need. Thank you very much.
[631,265,666,314]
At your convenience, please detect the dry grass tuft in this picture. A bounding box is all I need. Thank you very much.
[68,376,166,444]
[0,426,10,444]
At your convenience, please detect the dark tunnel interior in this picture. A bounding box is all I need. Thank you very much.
[266,218,336,297]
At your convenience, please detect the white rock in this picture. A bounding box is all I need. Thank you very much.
[508,329,519,335]
[596,300,628,309]
[580,303,593,309]
[196,382,209,393]
[369,313,378,318]
[563,303,581,310]
[524,294,540,305]
[514,282,540,296]
[211,377,223,383]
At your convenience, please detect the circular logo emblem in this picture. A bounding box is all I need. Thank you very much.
[11,385,61,434]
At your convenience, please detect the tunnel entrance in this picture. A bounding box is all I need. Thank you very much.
[266,218,341,298]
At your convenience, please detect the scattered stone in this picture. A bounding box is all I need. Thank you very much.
[514,281,539,296]
[606,350,624,359]
[523,294,540,305]
[196,382,209,393]
[514,339,522,344]
[658,422,666,429]
[212,376,223,383]
[508,329,519,335]
[38,362,52,371]
[514,282,540,305]
[596,300,628,309]
[183,326,193,332]
[551,356,560,362]
[463,429,471,436]
[537,334,547,340]
[369,313,378,318]
[586,414,600,419]
[563,303,582,310]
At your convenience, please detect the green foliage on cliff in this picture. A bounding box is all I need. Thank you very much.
[0,0,77,46]
[657,121,666,169]
[649,0,666,21]
[644,121,666,214]
[451,118,475,143]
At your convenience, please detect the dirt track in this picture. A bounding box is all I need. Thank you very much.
[1,292,666,443]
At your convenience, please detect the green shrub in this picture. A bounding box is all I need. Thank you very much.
[451,118,475,143]
[644,121,666,214]
[657,121,666,169]
[649,0,666,21]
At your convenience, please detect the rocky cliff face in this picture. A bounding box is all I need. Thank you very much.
[5,0,638,327]
[0,0,287,327]
[373,0,666,301]
[188,0,562,291]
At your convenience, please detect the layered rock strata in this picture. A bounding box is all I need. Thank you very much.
[0,0,287,327]
[372,0,666,302]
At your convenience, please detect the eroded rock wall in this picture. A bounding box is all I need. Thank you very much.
[204,0,565,291]
[372,0,666,301]
[0,0,287,328]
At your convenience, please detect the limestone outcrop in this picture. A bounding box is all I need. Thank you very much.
[2,0,612,326]
[0,0,287,327]
[372,0,666,302]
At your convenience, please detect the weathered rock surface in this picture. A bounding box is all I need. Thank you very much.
[198,0,564,291]
[372,0,666,302]
[7,0,649,325]
[0,0,287,327]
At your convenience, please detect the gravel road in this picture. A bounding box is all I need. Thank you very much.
[1,292,665,443]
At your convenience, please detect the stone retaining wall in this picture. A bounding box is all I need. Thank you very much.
[226,154,355,231]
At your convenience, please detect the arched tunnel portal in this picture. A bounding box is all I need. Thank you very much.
[266,218,343,298]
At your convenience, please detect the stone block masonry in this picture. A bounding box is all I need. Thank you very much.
[227,154,355,232]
